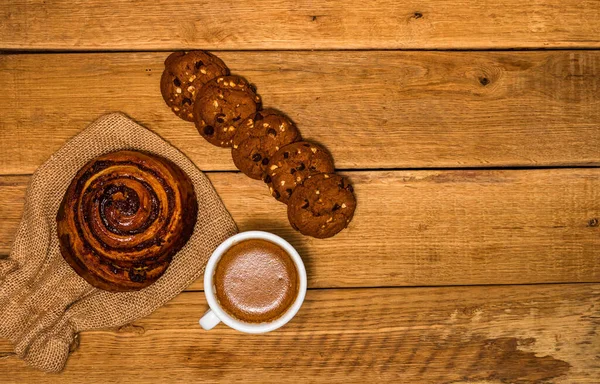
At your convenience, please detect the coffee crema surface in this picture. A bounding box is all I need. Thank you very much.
[214,239,299,323]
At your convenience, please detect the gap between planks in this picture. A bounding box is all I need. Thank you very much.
[5,48,600,54]
[181,280,600,293]
[2,165,600,178]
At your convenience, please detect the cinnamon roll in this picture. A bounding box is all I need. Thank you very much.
[56,150,198,292]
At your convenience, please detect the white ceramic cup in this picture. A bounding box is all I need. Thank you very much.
[199,231,307,334]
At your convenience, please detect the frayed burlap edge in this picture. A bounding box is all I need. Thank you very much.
[0,113,237,372]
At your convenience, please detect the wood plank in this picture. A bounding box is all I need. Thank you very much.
[2,169,599,288]
[2,51,600,175]
[1,0,599,50]
[1,284,598,382]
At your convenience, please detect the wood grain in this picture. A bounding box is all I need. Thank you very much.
[2,169,599,288]
[2,51,600,175]
[1,284,597,383]
[1,0,599,50]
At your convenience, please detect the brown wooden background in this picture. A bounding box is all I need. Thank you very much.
[1,0,599,382]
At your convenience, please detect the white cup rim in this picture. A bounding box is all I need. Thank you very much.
[203,231,307,334]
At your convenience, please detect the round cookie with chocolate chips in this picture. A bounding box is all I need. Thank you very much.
[160,51,229,122]
[287,173,356,238]
[232,109,302,180]
[194,75,261,147]
[265,141,334,204]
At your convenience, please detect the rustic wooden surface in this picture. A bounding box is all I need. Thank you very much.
[1,0,599,382]
[2,51,600,174]
[1,170,599,289]
[2,0,600,50]
[1,284,598,383]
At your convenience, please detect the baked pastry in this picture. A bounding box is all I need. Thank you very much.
[56,150,198,292]
[287,173,356,238]
[265,141,335,204]
[193,75,261,147]
[160,51,229,121]
[232,109,301,180]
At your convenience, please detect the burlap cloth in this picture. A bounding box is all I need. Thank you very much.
[0,113,238,372]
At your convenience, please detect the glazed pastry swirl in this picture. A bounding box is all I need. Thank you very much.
[57,150,198,292]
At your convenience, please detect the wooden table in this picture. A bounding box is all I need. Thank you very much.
[1,1,599,382]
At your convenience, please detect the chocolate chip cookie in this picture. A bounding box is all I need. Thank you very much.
[232,109,301,180]
[265,141,335,204]
[194,75,261,147]
[160,51,229,122]
[287,173,356,238]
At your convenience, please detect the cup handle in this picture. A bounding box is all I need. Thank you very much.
[199,309,221,330]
